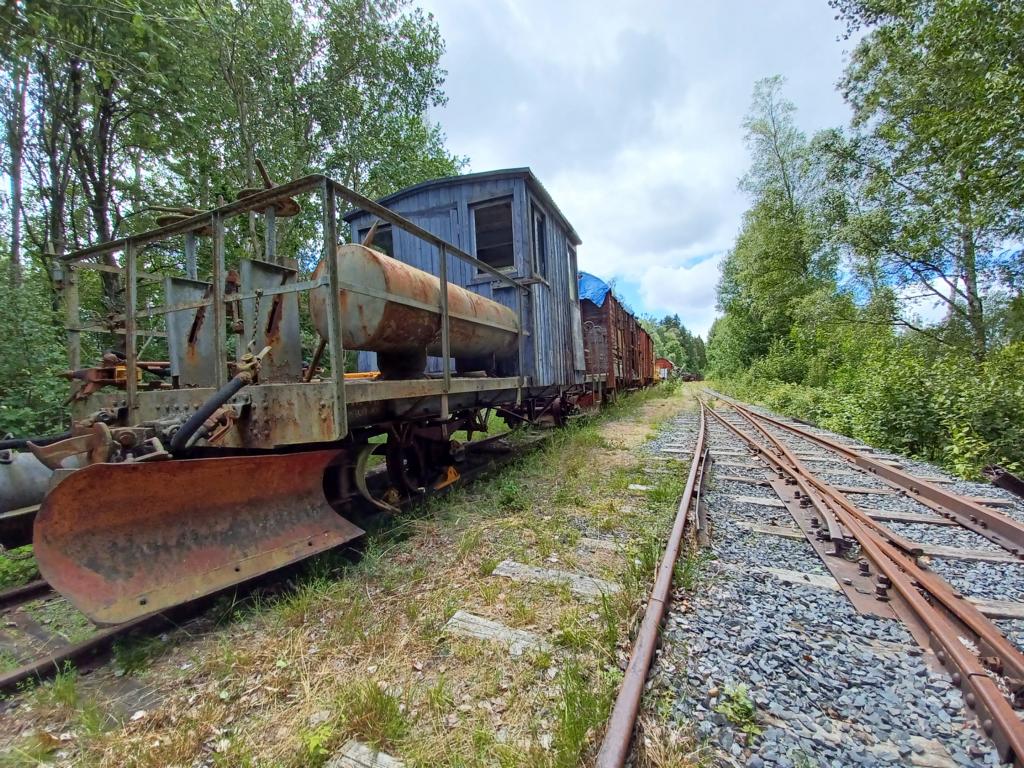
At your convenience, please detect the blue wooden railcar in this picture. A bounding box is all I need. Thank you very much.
[344,168,588,388]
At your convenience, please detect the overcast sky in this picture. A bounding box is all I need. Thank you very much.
[419,0,855,337]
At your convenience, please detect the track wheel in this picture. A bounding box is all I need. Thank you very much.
[385,429,428,496]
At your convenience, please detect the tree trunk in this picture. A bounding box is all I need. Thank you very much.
[961,226,987,360]
[7,61,27,287]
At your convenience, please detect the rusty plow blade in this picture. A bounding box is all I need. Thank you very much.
[33,451,363,625]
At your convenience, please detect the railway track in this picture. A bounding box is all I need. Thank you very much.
[706,396,1024,764]
[601,393,1024,767]
[0,430,544,698]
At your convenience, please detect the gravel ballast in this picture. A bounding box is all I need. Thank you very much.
[643,403,1016,767]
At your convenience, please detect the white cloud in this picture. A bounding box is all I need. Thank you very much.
[896,283,953,326]
[419,0,854,337]
[638,254,726,337]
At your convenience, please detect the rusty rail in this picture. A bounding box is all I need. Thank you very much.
[706,399,1024,765]
[985,465,1024,501]
[712,392,1024,556]
[595,405,709,768]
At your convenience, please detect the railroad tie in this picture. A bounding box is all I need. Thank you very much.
[443,610,550,657]
[491,560,621,599]
[327,740,405,768]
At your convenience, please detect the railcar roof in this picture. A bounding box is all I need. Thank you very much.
[343,168,581,246]
[578,271,612,308]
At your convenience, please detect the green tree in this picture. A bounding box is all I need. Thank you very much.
[830,0,1024,359]
[713,77,836,373]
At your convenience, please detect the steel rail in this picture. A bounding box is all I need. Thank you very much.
[724,406,1024,682]
[0,579,52,610]
[713,392,1024,556]
[595,405,708,768]
[985,466,1024,501]
[708,402,1024,764]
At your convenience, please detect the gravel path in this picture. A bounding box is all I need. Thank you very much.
[644,403,1016,768]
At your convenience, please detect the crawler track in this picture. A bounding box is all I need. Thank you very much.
[706,395,1024,765]
[0,431,543,696]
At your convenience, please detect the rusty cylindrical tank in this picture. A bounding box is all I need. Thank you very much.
[310,244,519,376]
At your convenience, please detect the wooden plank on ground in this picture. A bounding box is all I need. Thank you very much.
[627,484,653,492]
[328,740,405,768]
[969,598,1024,620]
[578,537,619,553]
[715,474,770,486]
[492,560,620,598]
[862,509,956,526]
[919,545,1021,565]
[832,485,895,495]
[443,610,549,656]
[972,497,1014,508]
[735,521,805,540]
[724,563,840,592]
[716,460,763,469]
[727,494,786,508]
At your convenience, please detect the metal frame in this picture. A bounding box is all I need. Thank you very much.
[59,175,531,444]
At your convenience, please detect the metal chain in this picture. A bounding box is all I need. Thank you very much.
[249,288,263,353]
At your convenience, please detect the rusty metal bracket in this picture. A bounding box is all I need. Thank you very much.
[27,423,114,469]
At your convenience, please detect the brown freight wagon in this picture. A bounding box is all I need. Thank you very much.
[578,271,655,398]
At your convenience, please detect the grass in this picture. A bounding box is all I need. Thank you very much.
[549,659,619,768]
[112,634,167,675]
[0,546,38,590]
[676,547,715,592]
[0,731,62,767]
[31,662,79,711]
[636,717,712,768]
[336,679,409,749]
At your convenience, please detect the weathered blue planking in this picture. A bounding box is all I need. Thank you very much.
[345,169,586,387]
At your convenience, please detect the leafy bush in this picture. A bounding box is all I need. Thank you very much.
[715,339,1024,479]
[932,343,1024,477]
[0,273,68,438]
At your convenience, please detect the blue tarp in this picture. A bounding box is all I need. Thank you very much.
[578,271,611,307]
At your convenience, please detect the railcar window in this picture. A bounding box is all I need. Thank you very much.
[471,200,515,270]
[358,224,393,257]
[531,205,547,277]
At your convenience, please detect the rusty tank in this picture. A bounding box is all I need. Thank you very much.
[310,244,519,377]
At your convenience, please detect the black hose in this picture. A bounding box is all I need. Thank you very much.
[0,431,72,451]
[169,374,249,453]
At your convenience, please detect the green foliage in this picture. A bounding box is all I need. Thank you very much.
[709,39,1024,477]
[0,272,67,437]
[715,339,1024,478]
[1,0,465,390]
[932,343,1024,477]
[714,683,760,737]
[643,314,706,373]
[0,546,39,589]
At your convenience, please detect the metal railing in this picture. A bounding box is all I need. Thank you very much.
[58,175,530,440]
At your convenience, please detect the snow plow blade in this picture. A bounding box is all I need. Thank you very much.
[33,451,364,625]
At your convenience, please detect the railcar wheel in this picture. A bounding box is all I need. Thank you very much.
[385,428,428,496]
